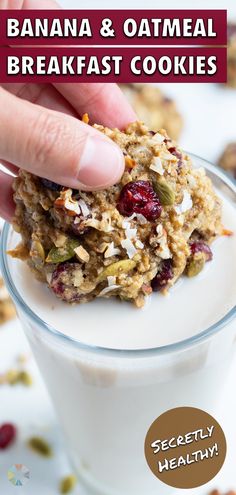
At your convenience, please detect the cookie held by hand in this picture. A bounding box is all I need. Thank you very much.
[12,121,222,307]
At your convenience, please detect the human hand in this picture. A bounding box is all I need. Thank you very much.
[0,0,136,222]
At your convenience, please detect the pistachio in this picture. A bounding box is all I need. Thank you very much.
[46,238,80,263]
[30,240,45,265]
[27,436,53,457]
[4,369,33,386]
[97,259,137,282]
[186,258,205,277]
[60,475,77,494]
[18,371,33,386]
[6,369,19,385]
[153,178,175,206]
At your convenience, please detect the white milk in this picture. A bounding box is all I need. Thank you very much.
[5,189,236,495]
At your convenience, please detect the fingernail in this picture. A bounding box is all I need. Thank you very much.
[77,136,124,190]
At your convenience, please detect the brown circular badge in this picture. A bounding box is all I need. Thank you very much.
[144,407,226,489]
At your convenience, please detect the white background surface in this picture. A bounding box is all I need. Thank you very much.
[0,0,236,494]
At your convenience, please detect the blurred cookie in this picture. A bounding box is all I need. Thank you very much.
[120,84,183,140]
[0,278,16,325]
[0,223,16,324]
[218,143,236,179]
[209,491,236,495]
[227,24,236,88]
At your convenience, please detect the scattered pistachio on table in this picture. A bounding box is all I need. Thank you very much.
[59,474,77,494]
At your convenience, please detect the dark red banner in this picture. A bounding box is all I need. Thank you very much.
[0,10,227,46]
[0,47,227,83]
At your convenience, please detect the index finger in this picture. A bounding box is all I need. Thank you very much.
[5,0,60,9]
[54,83,136,128]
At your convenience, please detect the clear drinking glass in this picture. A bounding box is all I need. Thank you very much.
[1,156,236,495]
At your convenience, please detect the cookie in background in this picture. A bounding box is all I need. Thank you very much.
[0,224,16,324]
[227,24,236,88]
[209,490,236,495]
[120,84,183,140]
[0,277,16,325]
[218,143,236,179]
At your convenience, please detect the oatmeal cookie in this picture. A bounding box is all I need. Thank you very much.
[227,24,236,88]
[218,143,236,179]
[0,278,16,324]
[12,121,222,308]
[120,84,183,140]
[209,491,236,495]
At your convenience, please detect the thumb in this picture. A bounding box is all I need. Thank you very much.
[0,88,125,191]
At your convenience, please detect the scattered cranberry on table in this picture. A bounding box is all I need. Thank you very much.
[151,259,173,292]
[0,423,17,449]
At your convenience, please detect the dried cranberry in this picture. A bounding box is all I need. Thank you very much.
[168,146,183,171]
[50,262,82,302]
[151,259,173,292]
[168,146,182,161]
[117,181,162,221]
[0,423,16,449]
[163,97,172,104]
[71,221,90,236]
[40,178,62,191]
[189,241,213,261]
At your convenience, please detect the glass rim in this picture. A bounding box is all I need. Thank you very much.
[1,153,236,358]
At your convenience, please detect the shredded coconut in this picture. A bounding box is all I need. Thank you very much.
[127,213,137,221]
[54,188,83,216]
[64,198,81,215]
[150,156,164,175]
[74,217,81,225]
[101,212,114,232]
[187,174,197,188]
[77,199,90,217]
[174,191,193,214]
[135,239,144,249]
[196,167,206,176]
[152,133,165,144]
[74,245,90,263]
[156,224,164,236]
[98,285,121,296]
[84,217,100,229]
[122,213,147,227]
[155,224,171,259]
[157,240,171,260]
[122,219,131,229]
[85,212,114,233]
[121,239,137,259]
[125,227,137,240]
[104,242,121,259]
[107,276,116,286]
[161,152,177,161]
[136,213,148,225]
[46,273,53,284]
